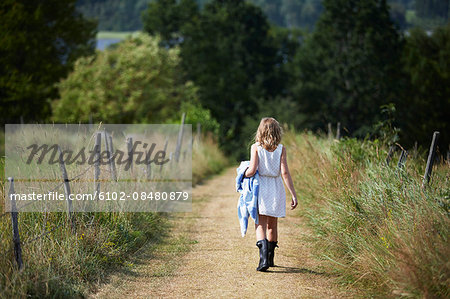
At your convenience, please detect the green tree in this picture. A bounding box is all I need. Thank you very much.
[398,25,450,149]
[142,0,198,47]
[180,0,285,156]
[143,0,288,158]
[415,0,449,19]
[76,0,152,31]
[290,0,403,137]
[0,0,96,124]
[52,34,204,124]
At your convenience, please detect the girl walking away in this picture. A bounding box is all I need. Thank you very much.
[244,117,298,272]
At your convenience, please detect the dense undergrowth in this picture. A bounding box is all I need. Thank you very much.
[285,131,449,298]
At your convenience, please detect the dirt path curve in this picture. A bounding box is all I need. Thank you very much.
[91,167,352,298]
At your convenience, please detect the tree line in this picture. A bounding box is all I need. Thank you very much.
[75,0,448,31]
[1,0,449,159]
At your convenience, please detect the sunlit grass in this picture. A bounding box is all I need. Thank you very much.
[285,131,449,297]
[0,132,227,297]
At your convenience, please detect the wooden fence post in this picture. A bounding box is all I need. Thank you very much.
[397,150,408,169]
[327,122,333,140]
[423,131,440,187]
[127,137,133,173]
[8,177,23,270]
[94,132,101,198]
[104,131,117,182]
[107,135,117,181]
[385,145,396,166]
[336,122,341,140]
[175,113,186,162]
[58,147,75,231]
[447,146,450,165]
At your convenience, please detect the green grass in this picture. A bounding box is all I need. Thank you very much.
[96,31,140,39]
[192,133,229,185]
[0,133,227,297]
[285,131,449,298]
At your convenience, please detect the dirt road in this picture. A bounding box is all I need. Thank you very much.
[91,167,351,298]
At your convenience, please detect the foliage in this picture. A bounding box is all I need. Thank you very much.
[192,134,229,185]
[142,0,198,47]
[250,0,323,29]
[52,34,204,124]
[173,101,220,136]
[143,0,300,158]
[0,0,97,124]
[285,131,449,298]
[290,0,404,138]
[372,103,400,146]
[398,25,450,149]
[76,0,151,31]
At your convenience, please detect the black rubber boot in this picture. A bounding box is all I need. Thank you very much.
[256,239,269,272]
[268,241,278,267]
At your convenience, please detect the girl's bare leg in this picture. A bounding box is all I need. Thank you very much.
[255,214,268,241]
[267,216,278,242]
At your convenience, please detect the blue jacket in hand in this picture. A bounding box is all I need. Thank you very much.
[236,161,259,237]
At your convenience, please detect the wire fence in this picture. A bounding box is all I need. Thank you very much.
[2,120,196,270]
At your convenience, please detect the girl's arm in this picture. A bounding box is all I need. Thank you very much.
[280,146,298,209]
[244,143,258,177]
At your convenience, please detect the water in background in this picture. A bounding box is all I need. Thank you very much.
[96,38,122,50]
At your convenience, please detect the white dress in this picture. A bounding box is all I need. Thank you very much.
[257,143,286,218]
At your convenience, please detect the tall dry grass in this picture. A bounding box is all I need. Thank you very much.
[284,130,449,298]
[192,133,229,185]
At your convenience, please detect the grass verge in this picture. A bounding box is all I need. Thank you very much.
[0,133,227,297]
[284,130,449,298]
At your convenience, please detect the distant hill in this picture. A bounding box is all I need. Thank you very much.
[76,0,151,31]
[76,0,448,32]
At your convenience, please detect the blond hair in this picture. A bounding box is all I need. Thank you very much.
[255,117,282,151]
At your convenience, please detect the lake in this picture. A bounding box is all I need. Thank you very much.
[96,38,123,50]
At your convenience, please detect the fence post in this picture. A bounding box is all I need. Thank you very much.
[104,131,117,182]
[336,122,341,140]
[423,131,440,188]
[175,113,186,162]
[386,145,396,166]
[94,132,101,198]
[447,146,450,165]
[327,122,333,140]
[127,137,133,173]
[397,150,408,169]
[58,147,75,231]
[107,134,117,181]
[8,177,23,270]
